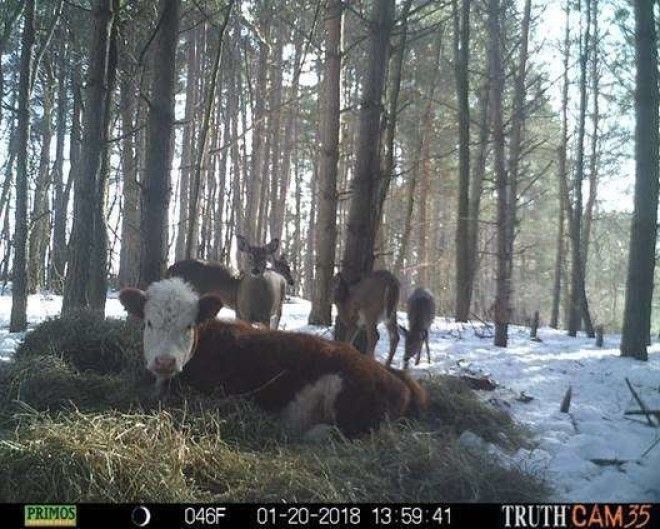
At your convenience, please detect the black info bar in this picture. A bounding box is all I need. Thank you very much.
[4,503,659,529]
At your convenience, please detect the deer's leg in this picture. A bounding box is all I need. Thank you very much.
[385,320,399,366]
[366,325,379,357]
[347,324,361,346]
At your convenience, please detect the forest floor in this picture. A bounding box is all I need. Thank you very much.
[0,291,658,502]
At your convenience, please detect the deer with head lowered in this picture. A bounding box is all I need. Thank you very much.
[333,270,400,366]
[398,287,435,369]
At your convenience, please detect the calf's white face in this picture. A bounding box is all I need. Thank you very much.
[119,278,223,381]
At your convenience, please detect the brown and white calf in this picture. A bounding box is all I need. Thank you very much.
[119,278,428,438]
[333,270,401,366]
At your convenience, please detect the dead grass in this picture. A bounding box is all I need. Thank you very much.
[0,313,549,502]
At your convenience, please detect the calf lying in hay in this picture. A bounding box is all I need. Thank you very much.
[119,278,428,438]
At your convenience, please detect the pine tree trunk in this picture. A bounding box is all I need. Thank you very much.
[139,0,180,286]
[174,28,197,261]
[28,68,53,294]
[340,0,395,284]
[185,3,232,258]
[551,1,571,330]
[50,36,71,292]
[620,0,658,361]
[309,0,343,325]
[118,76,141,287]
[568,0,591,337]
[244,4,271,244]
[466,80,489,305]
[453,0,472,322]
[87,2,117,312]
[582,0,600,266]
[489,0,509,347]
[9,0,35,332]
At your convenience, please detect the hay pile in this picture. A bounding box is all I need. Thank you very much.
[0,313,548,502]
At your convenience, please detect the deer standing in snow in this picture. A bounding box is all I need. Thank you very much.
[165,240,292,329]
[235,236,286,328]
[333,270,400,366]
[398,287,435,368]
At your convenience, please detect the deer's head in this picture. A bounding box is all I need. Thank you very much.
[271,254,295,286]
[237,236,280,277]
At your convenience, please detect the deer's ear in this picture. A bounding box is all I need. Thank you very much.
[236,235,248,252]
[197,294,224,324]
[265,238,280,254]
[119,288,146,319]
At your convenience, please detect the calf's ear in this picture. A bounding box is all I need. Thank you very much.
[197,294,224,324]
[119,288,147,319]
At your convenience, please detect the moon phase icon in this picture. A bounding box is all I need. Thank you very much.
[131,506,152,527]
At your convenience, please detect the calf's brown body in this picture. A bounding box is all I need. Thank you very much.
[182,319,428,437]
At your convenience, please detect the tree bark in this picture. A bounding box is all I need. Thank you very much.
[9,0,35,332]
[118,76,141,287]
[453,0,472,322]
[340,0,395,284]
[309,0,343,325]
[620,0,658,361]
[567,0,592,337]
[139,0,180,286]
[489,0,509,347]
[174,27,198,261]
[50,35,71,292]
[551,1,571,330]
[28,66,53,294]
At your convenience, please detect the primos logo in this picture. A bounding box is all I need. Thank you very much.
[24,505,77,527]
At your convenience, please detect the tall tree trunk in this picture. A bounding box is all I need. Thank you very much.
[118,77,141,287]
[453,0,472,322]
[340,0,395,284]
[373,0,413,243]
[466,79,490,308]
[266,29,284,241]
[582,0,599,265]
[185,1,232,258]
[551,1,571,330]
[244,3,271,244]
[489,0,509,347]
[139,0,180,286]
[63,0,116,314]
[28,67,53,293]
[271,39,303,244]
[568,0,592,337]
[50,35,71,292]
[394,30,443,277]
[620,0,658,361]
[87,1,117,312]
[9,0,35,332]
[174,28,197,261]
[309,0,343,325]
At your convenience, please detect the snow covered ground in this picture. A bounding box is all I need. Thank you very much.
[0,292,658,501]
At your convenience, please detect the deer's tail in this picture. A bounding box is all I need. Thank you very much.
[388,367,429,416]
